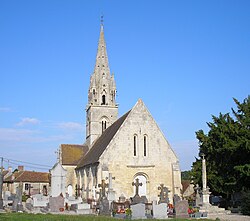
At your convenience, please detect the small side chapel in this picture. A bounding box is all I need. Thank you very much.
[59,22,182,202]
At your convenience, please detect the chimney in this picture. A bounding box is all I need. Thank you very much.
[18,165,24,171]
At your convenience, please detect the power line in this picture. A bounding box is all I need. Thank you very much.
[0,156,52,169]
[3,159,50,171]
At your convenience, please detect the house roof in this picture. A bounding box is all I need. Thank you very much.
[61,144,89,166]
[181,180,191,193]
[4,171,50,183]
[76,110,131,169]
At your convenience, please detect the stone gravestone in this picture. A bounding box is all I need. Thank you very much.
[153,201,168,219]
[12,184,23,212]
[173,194,181,206]
[131,203,147,219]
[98,179,110,215]
[194,184,202,206]
[33,194,49,207]
[70,203,92,214]
[107,173,116,203]
[175,200,189,218]
[25,198,33,211]
[3,191,11,207]
[49,194,64,212]
[158,184,170,204]
[131,178,148,204]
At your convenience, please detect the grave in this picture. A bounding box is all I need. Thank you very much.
[131,203,147,219]
[175,200,189,218]
[3,191,12,207]
[158,184,170,204]
[12,184,23,212]
[49,194,64,212]
[153,202,168,219]
[98,179,110,215]
[107,173,116,203]
[131,178,147,204]
[32,194,49,207]
[70,203,92,214]
[25,198,33,211]
[65,196,82,207]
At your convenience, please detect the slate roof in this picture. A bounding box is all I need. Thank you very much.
[77,110,131,169]
[61,144,89,166]
[4,171,50,183]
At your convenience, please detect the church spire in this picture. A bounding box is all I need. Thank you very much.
[86,20,118,146]
[87,18,117,107]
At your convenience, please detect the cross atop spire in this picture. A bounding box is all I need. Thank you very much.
[101,15,104,30]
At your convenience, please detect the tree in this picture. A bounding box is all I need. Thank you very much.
[191,96,250,199]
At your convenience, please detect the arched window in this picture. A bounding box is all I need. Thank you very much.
[143,135,147,156]
[134,135,137,156]
[101,95,106,105]
[102,121,107,133]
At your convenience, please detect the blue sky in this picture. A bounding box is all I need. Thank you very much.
[0,0,249,172]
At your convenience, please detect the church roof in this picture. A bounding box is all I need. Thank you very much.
[76,110,131,169]
[61,144,89,166]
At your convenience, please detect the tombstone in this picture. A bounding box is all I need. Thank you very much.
[175,200,189,218]
[98,179,110,215]
[32,194,49,207]
[118,194,126,203]
[194,184,202,206]
[131,178,148,204]
[3,191,11,201]
[12,184,23,212]
[98,179,108,199]
[70,203,92,214]
[25,198,33,211]
[132,178,142,197]
[107,173,116,203]
[99,198,110,215]
[173,194,181,206]
[49,194,64,212]
[75,184,83,198]
[131,203,147,219]
[158,184,170,204]
[153,202,168,219]
[3,191,12,207]
[50,163,67,197]
[65,196,82,206]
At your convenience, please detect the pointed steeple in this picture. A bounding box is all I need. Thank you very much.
[86,19,118,147]
[87,20,117,107]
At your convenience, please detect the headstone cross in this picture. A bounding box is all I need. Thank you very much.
[98,179,108,199]
[75,184,82,197]
[158,184,170,204]
[132,178,142,196]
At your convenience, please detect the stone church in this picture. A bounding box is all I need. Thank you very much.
[59,23,182,202]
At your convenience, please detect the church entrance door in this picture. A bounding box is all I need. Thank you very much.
[133,175,147,196]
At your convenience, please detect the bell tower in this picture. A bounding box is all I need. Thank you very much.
[86,20,118,147]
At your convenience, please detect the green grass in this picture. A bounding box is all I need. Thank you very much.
[0,212,214,221]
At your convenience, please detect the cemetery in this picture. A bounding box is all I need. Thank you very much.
[1,157,246,221]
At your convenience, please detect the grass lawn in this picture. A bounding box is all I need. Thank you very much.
[0,212,214,221]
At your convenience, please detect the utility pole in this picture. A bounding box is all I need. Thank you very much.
[0,157,4,209]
